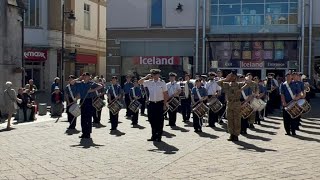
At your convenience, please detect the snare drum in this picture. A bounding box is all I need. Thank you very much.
[241,101,254,119]
[250,98,267,112]
[285,101,304,119]
[192,101,209,119]
[93,97,106,111]
[207,97,223,113]
[107,100,122,115]
[128,99,141,113]
[168,97,181,112]
[69,103,81,117]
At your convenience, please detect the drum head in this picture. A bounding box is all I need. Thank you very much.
[297,99,306,106]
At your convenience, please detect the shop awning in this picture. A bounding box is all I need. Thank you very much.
[76,54,97,64]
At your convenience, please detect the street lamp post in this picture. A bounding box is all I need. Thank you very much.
[61,2,75,90]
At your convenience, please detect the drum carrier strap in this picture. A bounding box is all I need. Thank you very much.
[284,82,295,100]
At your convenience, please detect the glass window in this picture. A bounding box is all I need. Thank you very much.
[266,3,289,14]
[219,16,241,25]
[289,3,298,13]
[266,0,289,2]
[211,5,218,15]
[211,0,219,4]
[210,16,218,25]
[288,14,298,24]
[242,4,264,14]
[219,5,241,15]
[84,4,90,30]
[151,0,163,26]
[265,14,288,25]
[220,0,241,4]
[242,15,264,25]
[242,0,265,3]
[24,0,41,27]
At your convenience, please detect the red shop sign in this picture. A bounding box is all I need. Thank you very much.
[24,49,47,61]
[133,56,180,65]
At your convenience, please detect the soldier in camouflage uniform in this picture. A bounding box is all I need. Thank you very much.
[217,70,249,141]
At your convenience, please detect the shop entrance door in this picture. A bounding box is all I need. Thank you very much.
[243,70,261,79]
[25,67,41,89]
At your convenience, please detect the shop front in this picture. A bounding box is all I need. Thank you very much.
[64,54,98,79]
[24,48,48,89]
[209,40,298,79]
[121,56,193,82]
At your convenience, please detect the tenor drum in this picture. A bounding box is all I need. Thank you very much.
[207,97,223,113]
[192,102,209,119]
[168,97,181,112]
[241,101,254,119]
[128,100,141,113]
[297,99,311,114]
[107,100,122,115]
[93,97,106,111]
[250,98,267,112]
[285,101,303,119]
[256,99,267,112]
[69,103,81,117]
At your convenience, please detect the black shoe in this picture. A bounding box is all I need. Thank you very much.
[285,133,291,136]
[147,138,155,141]
[194,129,199,133]
[292,132,296,136]
[249,124,255,129]
[227,135,234,141]
[257,122,261,125]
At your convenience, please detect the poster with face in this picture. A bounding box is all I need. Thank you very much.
[252,50,264,61]
[253,42,263,50]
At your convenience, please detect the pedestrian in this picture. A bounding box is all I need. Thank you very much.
[51,77,60,93]
[3,81,18,130]
[138,69,169,142]
[92,77,106,127]
[65,75,80,130]
[129,78,142,127]
[51,86,64,117]
[107,76,122,131]
[217,70,249,141]
[76,72,103,139]
[166,72,181,128]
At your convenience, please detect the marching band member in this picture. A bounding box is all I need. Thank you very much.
[254,76,267,125]
[266,73,279,115]
[245,73,259,129]
[180,74,193,122]
[191,79,208,133]
[65,75,79,130]
[139,69,168,142]
[293,72,305,130]
[166,72,181,127]
[107,76,123,131]
[280,71,302,136]
[217,70,249,141]
[205,72,221,127]
[216,70,226,123]
[139,83,147,116]
[76,72,103,139]
[129,79,142,127]
[123,75,134,118]
[92,77,106,127]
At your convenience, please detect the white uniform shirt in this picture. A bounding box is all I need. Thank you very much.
[205,80,221,95]
[143,80,167,102]
[166,81,181,97]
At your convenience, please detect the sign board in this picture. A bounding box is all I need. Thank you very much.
[133,56,180,65]
[24,49,47,61]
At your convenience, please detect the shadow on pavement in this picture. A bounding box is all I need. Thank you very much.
[259,123,280,129]
[183,121,193,127]
[0,127,16,132]
[301,124,320,130]
[242,133,272,142]
[210,126,227,132]
[93,123,107,129]
[233,141,277,152]
[131,124,146,129]
[298,129,320,136]
[148,141,179,154]
[109,130,126,137]
[291,135,320,143]
[70,138,105,149]
[162,131,176,138]
[196,131,219,139]
[250,128,277,135]
[262,119,281,125]
[171,126,189,132]
[65,129,81,136]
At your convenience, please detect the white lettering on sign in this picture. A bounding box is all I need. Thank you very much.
[267,62,286,67]
[241,61,264,68]
[139,57,175,65]
[24,50,47,60]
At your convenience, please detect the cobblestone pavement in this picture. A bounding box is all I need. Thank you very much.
[0,98,320,180]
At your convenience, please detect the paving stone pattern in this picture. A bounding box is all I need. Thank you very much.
[0,99,320,180]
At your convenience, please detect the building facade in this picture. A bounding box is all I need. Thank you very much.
[24,0,106,91]
[107,0,209,82]
[0,0,24,113]
[207,0,319,79]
